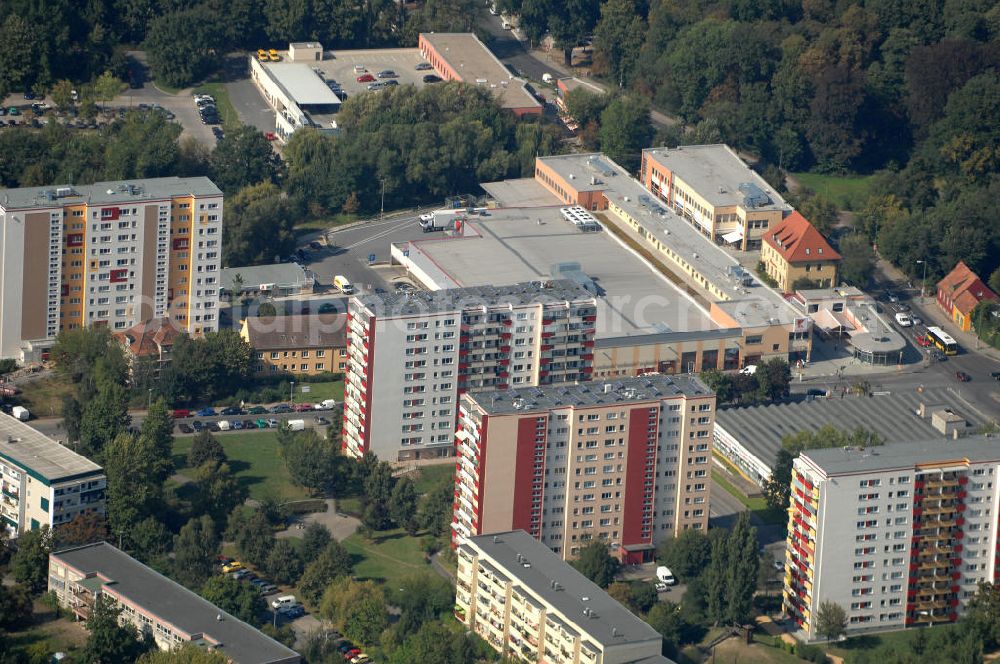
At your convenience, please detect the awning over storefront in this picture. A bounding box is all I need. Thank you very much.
[722,229,744,244]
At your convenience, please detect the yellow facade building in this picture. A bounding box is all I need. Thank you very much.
[240,313,347,376]
[760,211,840,293]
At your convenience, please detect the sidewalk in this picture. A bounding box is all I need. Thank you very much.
[876,258,1000,362]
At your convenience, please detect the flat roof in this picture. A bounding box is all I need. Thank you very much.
[420,33,540,111]
[0,177,221,211]
[221,263,310,290]
[260,63,342,105]
[355,279,595,317]
[558,77,605,96]
[801,435,1000,476]
[0,414,102,483]
[466,531,665,648]
[395,206,720,337]
[537,153,615,192]
[466,373,712,415]
[715,387,982,471]
[52,543,300,664]
[480,178,561,207]
[642,145,789,212]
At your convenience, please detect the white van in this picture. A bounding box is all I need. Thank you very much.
[334,275,354,294]
[287,419,305,431]
[542,73,554,84]
[894,312,913,327]
[218,420,231,431]
[315,399,337,410]
[271,595,297,609]
[656,566,676,585]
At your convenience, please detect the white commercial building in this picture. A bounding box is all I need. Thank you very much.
[249,44,341,141]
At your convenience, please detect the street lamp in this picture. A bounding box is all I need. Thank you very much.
[916,260,928,299]
[290,380,295,405]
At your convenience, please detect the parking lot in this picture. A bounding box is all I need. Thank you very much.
[311,48,437,98]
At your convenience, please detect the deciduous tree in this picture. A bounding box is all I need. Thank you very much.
[80,594,152,664]
[173,515,219,589]
[200,575,264,624]
[656,528,711,582]
[11,527,51,593]
[570,541,619,588]
[187,431,227,469]
[815,600,847,642]
[209,125,284,195]
[298,539,353,604]
[265,539,303,585]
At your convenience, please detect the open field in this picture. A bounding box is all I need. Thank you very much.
[792,172,875,210]
[294,380,345,403]
[172,429,309,501]
[342,529,431,586]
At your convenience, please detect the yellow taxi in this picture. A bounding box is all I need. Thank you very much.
[268,49,281,62]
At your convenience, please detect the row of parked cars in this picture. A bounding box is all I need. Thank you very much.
[173,400,337,419]
[219,558,309,619]
[195,94,220,125]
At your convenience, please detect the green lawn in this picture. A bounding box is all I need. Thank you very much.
[192,81,241,131]
[295,213,359,235]
[172,430,309,502]
[826,625,957,662]
[792,172,875,210]
[408,464,455,494]
[295,380,344,403]
[343,529,432,587]
[712,469,787,527]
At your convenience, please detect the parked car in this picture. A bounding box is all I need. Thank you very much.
[232,420,244,430]
[294,403,314,412]
[367,82,386,91]
[314,416,330,425]
[248,405,268,414]
[279,604,305,619]
[208,422,221,432]
[192,420,204,431]
[377,69,397,78]
[260,583,278,595]
[384,79,399,87]
[991,371,1000,381]
[415,62,432,70]
[242,419,258,429]
[221,561,243,573]
[256,418,269,429]
[309,241,323,250]
[271,403,293,413]
[356,73,375,82]
[337,643,355,653]
[422,74,442,83]
[195,407,217,417]
[654,582,668,592]
[221,406,243,416]
[955,371,972,382]
[265,131,277,140]
[267,418,279,428]
[173,409,191,419]
[178,423,194,434]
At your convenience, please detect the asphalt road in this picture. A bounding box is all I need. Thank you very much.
[227,76,278,134]
[299,211,431,293]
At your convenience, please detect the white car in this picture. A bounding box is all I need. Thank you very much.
[894,312,913,327]
[654,582,668,592]
[739,364,757,376]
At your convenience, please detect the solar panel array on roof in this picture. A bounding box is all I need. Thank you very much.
[738,181,771,209]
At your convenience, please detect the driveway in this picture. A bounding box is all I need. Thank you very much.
[227,77,277,133]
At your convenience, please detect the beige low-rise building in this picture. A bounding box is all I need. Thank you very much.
[760,211,840,292]
[0,413,105,537]
[49,542,300,663]
[240,313,347,376]
[456,530,674,664]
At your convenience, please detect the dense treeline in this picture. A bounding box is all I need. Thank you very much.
[0,0,481,92]
[283,82,563,217]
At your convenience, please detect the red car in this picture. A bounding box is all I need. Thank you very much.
[914,334,932,347]
[294,403,314,412]
[172,409,191,419]
[344,649,361,660]
[264,131,277,141]
[356,73,375,83]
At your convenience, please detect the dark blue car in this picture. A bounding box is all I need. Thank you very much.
[195,407,217,417]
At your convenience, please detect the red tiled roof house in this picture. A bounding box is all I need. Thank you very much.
[936,261,997,331]
[760,211,841,292]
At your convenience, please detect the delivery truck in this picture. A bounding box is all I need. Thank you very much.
[287,419,305,431]
[418,210,463,232]
[11,406,29,421]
